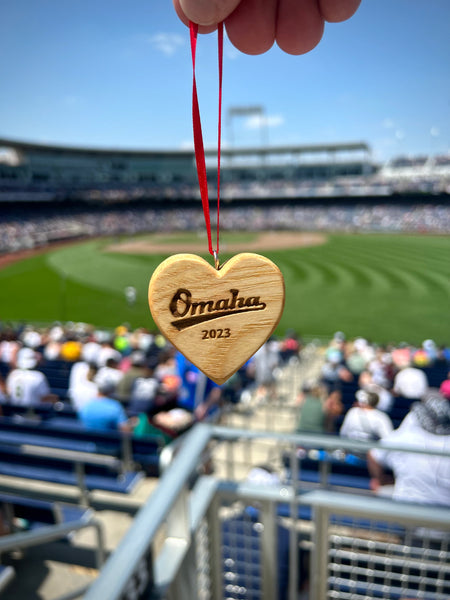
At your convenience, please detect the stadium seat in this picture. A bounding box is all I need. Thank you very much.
[0,492,92,531]
[0,441,144,494]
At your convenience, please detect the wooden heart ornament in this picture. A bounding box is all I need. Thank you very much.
[148,253,285,385]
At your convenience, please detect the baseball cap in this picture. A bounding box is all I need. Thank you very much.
[17,347,38,370]
[355,389,370,405]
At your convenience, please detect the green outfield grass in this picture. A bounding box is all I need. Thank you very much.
[0,233,449,344]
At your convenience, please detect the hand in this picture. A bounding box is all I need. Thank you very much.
[369,477,381,492]
[173,0,361,55]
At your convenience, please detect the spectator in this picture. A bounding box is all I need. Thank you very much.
[176,353,223,420]
[367,390,450,506]
[6,348,57,406]
[393,363,429,400]
[0,329,20,367]
[68,359,90,391]
[116,351,148,404]
[96,340,122,368]
[358,371,393,413]
[21,326,42,350]
[321,349,353,386]
[340,390,393,442]
[132,407,175,445]
[0,374,7,404]
[439,373,450,400]
[324,389,344,433]
[252,339,280,400]
[345,338,373,375]
[128,365,160,416]
[297,382,342,434]
[279,330,300,364]
[81,336,102,365]
[151,408,194,438]
[60,335,82,362]
[94,357,124,392]
[69,363,98,412]
[79,381,132,432]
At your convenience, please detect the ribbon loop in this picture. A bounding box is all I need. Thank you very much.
[189,21,223,258]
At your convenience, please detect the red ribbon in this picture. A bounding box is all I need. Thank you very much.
[189,21,223,259]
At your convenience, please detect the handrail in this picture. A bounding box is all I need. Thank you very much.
[0,514,106,568]
[83,423,211,600]
[82,424,450,599]
[211,424,450,458]
[300,488,450,528]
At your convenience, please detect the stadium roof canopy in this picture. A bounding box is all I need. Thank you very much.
[0,137,370,158]
[207,142,370,157]
[0,137,193,158]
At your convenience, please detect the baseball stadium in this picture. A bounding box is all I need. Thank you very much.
[0,132,449,599]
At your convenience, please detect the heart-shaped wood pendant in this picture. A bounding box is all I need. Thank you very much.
[148,253,285,385]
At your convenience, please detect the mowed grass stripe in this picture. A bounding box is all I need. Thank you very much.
[336,249,450,296]
[331,237,449,296]
[331,259,392,293]
[333,249,431,295]
[282,252,368,292]
[277,256,327,289]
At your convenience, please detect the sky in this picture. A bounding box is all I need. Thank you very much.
[0,1,449,163]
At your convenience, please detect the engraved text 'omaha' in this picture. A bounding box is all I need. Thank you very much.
[169,288,266,331]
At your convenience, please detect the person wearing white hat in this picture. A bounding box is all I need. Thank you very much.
[339,390,393,442]
[368,390,450,506]
[6,348,57,407]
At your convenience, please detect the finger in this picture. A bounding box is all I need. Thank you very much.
[319,0,361,23]
[276,0,324,55]
[225,0,278,55]
[173,0,218,33]
[178,0,242,26]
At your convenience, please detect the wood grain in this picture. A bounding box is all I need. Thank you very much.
[148,253,285,385]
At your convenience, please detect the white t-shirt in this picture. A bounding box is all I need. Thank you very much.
[393,367,428,399]
[370,426,450,506]
[69,361,90,391]
[70,380,98,412]
[340,407,393,442]
[68,361,98,411]
[6,369,51,406]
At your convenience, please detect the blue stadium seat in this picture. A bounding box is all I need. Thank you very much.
[0,492,92,531]
[0,441,144,494]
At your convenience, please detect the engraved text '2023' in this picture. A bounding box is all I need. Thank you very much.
[169,288,266,331]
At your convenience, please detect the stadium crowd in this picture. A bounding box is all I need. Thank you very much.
[0,322,301,442]
[1,203,449,254]
[0,321,449,449]
[0,316,448,585]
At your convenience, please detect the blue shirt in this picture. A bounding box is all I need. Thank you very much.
[175,352,220,412]
[79,397,128,431]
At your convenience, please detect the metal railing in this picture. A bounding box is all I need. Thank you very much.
[83,424,450,600]
[0,511,105,600]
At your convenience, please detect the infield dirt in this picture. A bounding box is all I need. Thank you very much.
[105,231,327,254]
